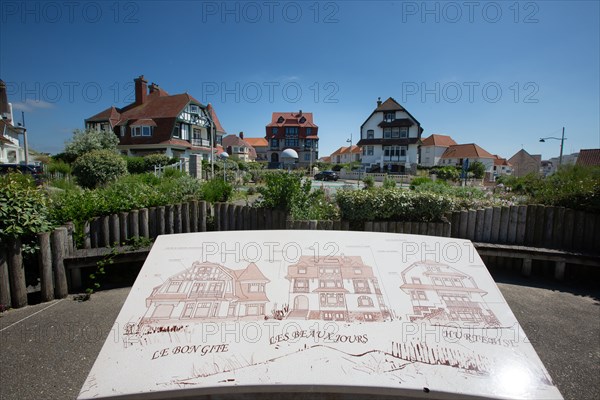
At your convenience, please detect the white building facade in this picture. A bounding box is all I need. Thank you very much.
[357,97,423,174]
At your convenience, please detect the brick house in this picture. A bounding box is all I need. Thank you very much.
[357,97,423,174]
[222,132,257,162]
[508,149,542,177]
[85,75,226,160]
[265,111,319,168]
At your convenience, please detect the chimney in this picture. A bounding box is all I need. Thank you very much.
[0,79,12,124]
[377,97,382,107]
[149,82,159,94]
[134,75,148,105]
[239,131,244,139]
[299,110,302,116]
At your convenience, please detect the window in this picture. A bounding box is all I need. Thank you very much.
[298,267,306,274]
[392,127,400,138]
[299,116,306,123]
[131,127,140,137]
[400,127,408,138]
[181,303,195,318]
[304,153,310,161]
[120,126,125,137]
[366,146,374,156]
[306,127,312,135]
[271,139,279,148]
[277,116,284,123]
[190,104,199,113]
[354,268,362,274]
[173,122,180,138]
[194,303,211,318]
[167,281,182,293]
[320,293,345,307]
[285,127,298,137]
[410,291,428,300]
[152,304,173,319]
[358,296,374,307]
[367,129,374,139]
[353,280,370,293]
[285,138,299,147]
[411,277,422,285]
[248,283,264,292]
[384,128,391,139]
[384,112,395,121]
[181,124,190,140]
[142,126,152,136]
[272,127,278,134]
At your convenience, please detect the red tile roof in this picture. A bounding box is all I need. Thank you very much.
[421,134,457,147]
[207,103,226,134]
[441,143,495,159]
[130,118,157,127]
[267,111,317,128]
[576,149,600,166]
[375,97,406,112]
[493,154,511,166]
[244,137,268,147]
[222,134,257,159]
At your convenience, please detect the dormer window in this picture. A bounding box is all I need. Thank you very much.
[132,126,154,137]
[190,104,199,114]
[277,116,284,123]
[299,116,306,123]
[384,112,395,122]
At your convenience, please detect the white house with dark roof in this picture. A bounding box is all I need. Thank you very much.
[357,97,423,174]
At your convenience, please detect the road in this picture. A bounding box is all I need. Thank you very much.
[0,274,598,400]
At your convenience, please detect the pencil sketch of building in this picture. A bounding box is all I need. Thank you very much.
[140,261,270,324]
[400,260,500,326]
[285,255,391,322]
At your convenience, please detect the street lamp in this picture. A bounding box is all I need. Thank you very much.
[219,151,229,181]
[347,133,360,188]
[539,127,567,166]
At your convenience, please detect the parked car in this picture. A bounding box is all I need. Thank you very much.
[314,170,339,181]
[0,163,44,184]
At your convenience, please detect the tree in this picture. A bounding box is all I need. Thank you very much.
[468,161,487,179]
[64,129,119,160]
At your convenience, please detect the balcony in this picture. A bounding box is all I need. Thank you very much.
[191,139,210,148]
[383,156,407,162]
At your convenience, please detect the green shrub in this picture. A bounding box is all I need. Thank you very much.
[363,175,375,189]
[202,179,233,203]
[48,177,80,191]
[125,156,146,174]
[144,154,173,170]
[533,165,600,212]
[0,173,51,241]
[409,176,432,189]
[256,171,309,211]
[336,188,455,222]
[162,168,187,179]
[64,128,119,159]
[47,159,72,175]
[433,166,460,181]
[468,161,487,179]
[72,150,127,189]
[291,188,340,221]
[383,177,397,189]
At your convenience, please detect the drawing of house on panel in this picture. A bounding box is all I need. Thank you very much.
[285,256,391,322]
[400,260,500,326]
[140,261,270,325]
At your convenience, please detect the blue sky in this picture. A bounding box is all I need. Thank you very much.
[1,0,599,159]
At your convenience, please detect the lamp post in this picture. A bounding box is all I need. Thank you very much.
[347,133,360,188]
[14,111,29,165]
[539,127,566,166]
[219,151,229,182]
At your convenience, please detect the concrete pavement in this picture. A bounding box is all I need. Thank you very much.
[1,277,598,400]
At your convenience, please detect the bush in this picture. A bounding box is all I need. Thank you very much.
[468,161,487,179]
[533,165,600,212]
[72,150,127,188]
[383,177,396,189]
[363,175,375,189]
[125,156,146,174]
[47,159,72,175]
[0,173,51,241]
[144,154,173,170]
[409,176,432,189]
[202,179,233,203]
[336,188,455,222]
[433,166,460,181]
[291,188,340,221]
[256,171,309,211]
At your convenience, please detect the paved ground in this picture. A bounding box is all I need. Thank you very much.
[1,275,598,400]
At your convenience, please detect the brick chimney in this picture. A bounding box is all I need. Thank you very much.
[134,75,148,105]
[376,97,382,107]
[149,82,160,94]
[0,79,12,124]
[239,131,244,139]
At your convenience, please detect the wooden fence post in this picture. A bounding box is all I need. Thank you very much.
[157,206,166,236]
[51,228,68,299]
[181,203,190,233]
[199,201,207,232]
[451,212,460,237]
[0,246,12,308]
[458,211,468,238]
[498,207,510,244]
[507,206,519,244]
[90,217,99,248]
[466,210,477,240]
[109,214,120,245]
[148,207,157,239]
[65,222,75,254]
[100,215,110,247]
[130,210,140,239]
[119,212,129,243]
[7,238,27,308]
[166,205,175,234]
[229,204,236,231]
[474,209,485,242]
[235,206,244,230]
[83,220,91,249]
[37,232,54,302]
[140,208,149,239]
[516,206,527,245]
[190,201,199,233]
[490,207,501,243]
[482,208,493,242]
[174,204,183,234]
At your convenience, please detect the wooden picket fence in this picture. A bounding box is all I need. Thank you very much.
[1,201,598,310]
